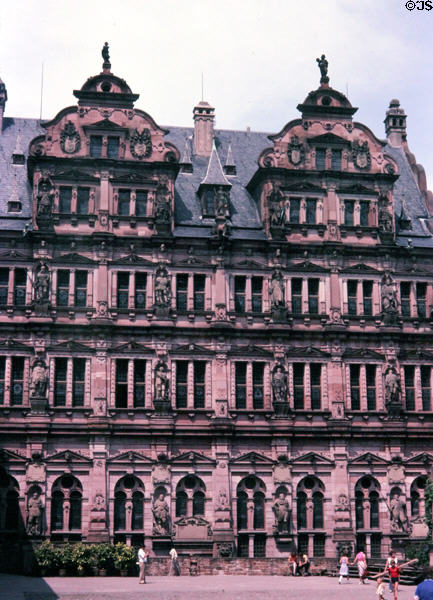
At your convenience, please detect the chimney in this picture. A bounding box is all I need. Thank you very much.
[193,101,215,157]
[384,99,407,147]
[0,77,7,135]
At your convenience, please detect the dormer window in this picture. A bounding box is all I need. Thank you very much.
[8,201,21,213]
[203,190,215,217]
[90,135,103,158]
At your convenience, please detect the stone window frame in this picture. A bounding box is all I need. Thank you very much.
[338,193,377,229]
[342,278,380,317]
[345,362,383,412]
[111,357,151,409]
[172,271,212,313]
[236,475,267,532]
[401,362,433,412]
[173,359,211,410]
[110,270,149,311]
[296,475,325,532]
[113,474,145,534]
[52,268,92,310]
[0,354,30,406]
[284,193,324,227]
[287,361,328,411]
[288,276,327,316]
[0,468,20,532]
[410,475,427,519]
[175,474,206,518]
[54,184,97,216]
[398,278,431,319]
[354,475,381,531]
[112,186,152,219]
[49,356,91,409]
[50,474,83,535]
[229,272,269,314]
[231,360,271,411]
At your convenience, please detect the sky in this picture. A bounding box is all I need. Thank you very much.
[1,0,432,184]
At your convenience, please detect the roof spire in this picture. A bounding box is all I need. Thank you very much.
[102,42,111,73]
[316,54,329,86]
[200,140,231,187]
[224,143,236,176]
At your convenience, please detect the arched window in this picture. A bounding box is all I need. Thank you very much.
[175,475,206,518]
[237,491,248,530]
[355,491,364,530]
[411,476,427,518]
[236,475,266,531]
[355,476,381,530]
[297,491,307,529]
[114,475,144,532]
[0,469,20,531]
[411,491,420,517]
[51,474,83,534]
[253,492,265,529]
[297,476,325,530]
[313,492,324,529]
[369,491,379,529]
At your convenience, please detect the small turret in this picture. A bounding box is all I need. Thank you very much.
[0,76,7,135]
[193,101,215,157]
[385,99,407,147]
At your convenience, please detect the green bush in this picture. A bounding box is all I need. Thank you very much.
[34,541,60,573]
[113,543,136,572]
[72,542,93,571]
[57,543,75,572]
[94,543,115,570]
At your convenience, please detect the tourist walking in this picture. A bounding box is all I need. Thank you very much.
[373,558,418,600]
[385,552,398,593]
[414,567,433,600]
[169,547,181,576]
[352,548,368,584]
[137,544,148,584]
[288,553,298,576]
[376,577,386,600]
[338,552,350,584]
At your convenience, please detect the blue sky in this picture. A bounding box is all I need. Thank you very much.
[1,0,432,185]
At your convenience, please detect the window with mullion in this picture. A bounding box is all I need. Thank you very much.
[176,274,188,310]
[14,268,27,306]
[54,357,67,406]
[404,366,415,411]
[74,270,87,307]
[59,187,72,213]
[293,363,304,409]
[235,362,247,409]
[115,359,128,408]
[176,361,188,408]
[366,364,376,410]
[72,358,85,407]
[11,357,24,405]
[193,361,206,408]
[134,359,146,408]
[289,198,300,223]
[416,282,427,318]
[363,280,373,316]
[57,270,70,307]
[135,191,148,217]
[193,275,205,311]
[350,364,360,410]
[117,272,129,309]
[310,364,321,410]
[421,365,431,411]
[0,357,5,404]
[292,278,302,314]
[305,198,317,224]
[400,282,411,317]
[234,276,246,313]
[0,269,8,305]
[118,189,131,216]
[251,277,263,313]
[135,273,147,309]
[308,279,319,314]
[344,201,354,226]
[76,188,89,215]
[347,280,357,315]
[252,362,264,409]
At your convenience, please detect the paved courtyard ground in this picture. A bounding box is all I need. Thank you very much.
[0,574,417,600]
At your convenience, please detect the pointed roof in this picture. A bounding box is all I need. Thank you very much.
[200,141,231,187]
[181,139,192,165]
[225,143,235,167]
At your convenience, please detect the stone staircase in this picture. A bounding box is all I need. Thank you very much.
[344,561,423,586]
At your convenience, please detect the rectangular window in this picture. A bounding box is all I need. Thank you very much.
[237,534,249,558]
[234,276,246,313]
[344,201,354,226]
[313,534,325,557]
[117,272,129,309]
[176,361,188,408]
[194,361,206,409]
[118,190,131,216]
[11,357,24,405]
[360,201,369,227]
[0,269,8,305]
[371,534,382,558]
[347,280,358,315]
[251,277,263,313]
[293,363,304,409]
[400,282,411,317]
[235,362,247,409]
[90,135,102,158]
[115,359,128,408]
[331,149,341,170]
[57,270,70,307]
[253,535,266,558]
[316,149,326,170]
[204,190,215,216]
[54,358,67,407]
[363,280,373,316]
[72,358,85,407]
[308,279,319,314]
[176,274,188,311]
[77,188,89,215]
[0,357,4,405]
[135,191,148,217]
[193,275,205,311]
[292,278,302,314]
[416,282,427,318]
[59,187,72,213]
[350,364,360,410]
[134,360,146,408]
[252,362,264,409]
[14,268,27,306]
[405,366,415,411]
[366,365,376,410]
[421,366,431,411]
[135,273,147,309]
[107,136,119,159]
[298,533,309,555]
[310,364,321,410]
[74,271,87,308]
[289,198,300,224]
[305,198,317,224]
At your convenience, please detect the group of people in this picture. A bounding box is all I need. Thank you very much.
[288,553,310,576]
[137,545,181,583]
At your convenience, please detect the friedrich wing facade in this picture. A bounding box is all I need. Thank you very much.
[0,47,432,561]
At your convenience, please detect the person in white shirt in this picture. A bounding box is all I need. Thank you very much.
[169,547,180,576]
[137,545,148,584]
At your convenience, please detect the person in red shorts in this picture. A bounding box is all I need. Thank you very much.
[373,558,418,600]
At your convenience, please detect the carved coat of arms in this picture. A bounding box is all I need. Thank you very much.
[130,128,152,159]
[287,135,305,166]
[60,121,81,154]
[352,140,371,170]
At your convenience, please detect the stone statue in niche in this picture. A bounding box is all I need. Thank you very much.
[316,54,329,84]
[154,265,171,308]
[216,488,229,510]
[381,272,399,324]
[154,362,169,402]
[26,490,43,536]
[390,492,410,533]
[268,183,286,229]
[36,176,54,217]
[215,186,230,219]
[272,364,288,404]
[30,358,48,398]
[33,263,50,304]
[154,176,171,224]
[272,490,291,534]
[152,492,170,535]
[378,194,393,234]
[384,363,402,407]
[269,270,285,308]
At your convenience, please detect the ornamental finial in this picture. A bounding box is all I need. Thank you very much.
[316,54,329,86]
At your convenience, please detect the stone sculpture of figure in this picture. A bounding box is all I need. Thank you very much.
[272,491,291,533]
[272,365,288,403]
[152,492,170,535]
[34,263,50,303]
[102,42,110,63]
[154,362,169,401]
[381,273,398,321]
[316,54,329,82]
[268,184,286,228]
[154,178,171,224]
[384,364,401,406]
[26,491,43,536]
[390,492,409,533]
[379,207,393,233]
[36,177,54,217]
[217,488,228,510]
[269,270,285,308]
[154,266,171,307]
[30,359,48,397]
[215,187,230,219]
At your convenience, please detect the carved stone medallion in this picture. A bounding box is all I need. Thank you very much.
[287,135,305,166]
[60,121,81,154]
[130,128,152,159]
[352,140,371,170]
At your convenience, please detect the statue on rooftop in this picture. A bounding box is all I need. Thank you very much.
[316,54,329,84]
[102,42,110,64]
